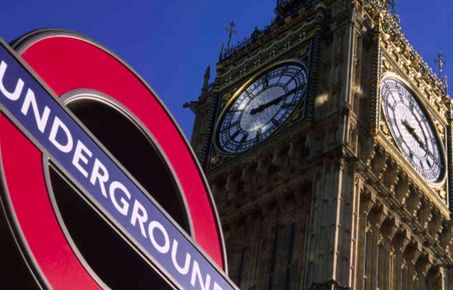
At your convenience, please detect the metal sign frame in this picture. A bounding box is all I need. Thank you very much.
[0,30,236,290]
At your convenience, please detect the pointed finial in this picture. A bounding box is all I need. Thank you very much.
[218,43,225,61]
[435,52,449,94]
[225,21,238,48]
[388,0,397,15]
[436,51,446,77]
[202,65,211,93]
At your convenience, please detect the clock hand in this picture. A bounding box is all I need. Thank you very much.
[402,120,427,152]
[250,86,300,115]
[250,95,285,115]
[402,119,415,133]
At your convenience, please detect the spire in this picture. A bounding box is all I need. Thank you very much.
[225,21,238,49]
[387,0,400,22]
[202,65,211,93]
[388,0,397,15]
[219,21,238,61]
[183,65,212,112]
[218,43,225,61]
[435,51,449,94]
[436,51,446,77]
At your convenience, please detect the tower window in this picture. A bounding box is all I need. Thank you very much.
[268,226,280,290]
[362,231,368,290]
[285,223,296,290]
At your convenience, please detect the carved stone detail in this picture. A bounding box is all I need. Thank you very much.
[404,242,422,265]
[392,228,411,253]
[405,187,422,217]
[395,174,410,204]
[383,160,400,192]
[381,216,399,241]
[415,254,433,276]
[418,199,434,230]
[361,189,376,217]
[428,210,443,238]
[369,203,387,230]
[440,221,453,251]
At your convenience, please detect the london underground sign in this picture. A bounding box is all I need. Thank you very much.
[0,30,236,290]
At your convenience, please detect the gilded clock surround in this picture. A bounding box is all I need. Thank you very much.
[379,73,447,186]
[209,47,313,167]
[215,60,308,155]
[375,59,450,212]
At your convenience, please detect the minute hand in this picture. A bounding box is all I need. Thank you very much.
[402,120,427,151]
[250,95,284,115]
[250,86,300,115]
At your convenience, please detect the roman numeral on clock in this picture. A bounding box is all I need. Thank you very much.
[271,118,281,126]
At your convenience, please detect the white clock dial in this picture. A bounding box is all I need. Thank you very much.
[381,78,444,183]
[217,63,307,154]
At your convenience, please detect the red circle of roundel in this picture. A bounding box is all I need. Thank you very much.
[0,30,225,289]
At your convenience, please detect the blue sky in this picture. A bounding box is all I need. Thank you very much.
[1,0,452,138]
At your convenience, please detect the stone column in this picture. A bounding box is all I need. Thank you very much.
[446,267,453,290]
[392,229,411,290]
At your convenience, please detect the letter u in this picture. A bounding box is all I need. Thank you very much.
[171,240,191,275]
[0,61,24,101]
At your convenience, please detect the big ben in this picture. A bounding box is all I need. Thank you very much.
[186,0,453,289]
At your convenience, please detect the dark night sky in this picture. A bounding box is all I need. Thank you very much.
[0,0,452,138]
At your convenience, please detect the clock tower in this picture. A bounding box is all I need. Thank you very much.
[186,0,453,289]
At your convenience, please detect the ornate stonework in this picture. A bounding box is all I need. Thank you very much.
[188,0,453,289]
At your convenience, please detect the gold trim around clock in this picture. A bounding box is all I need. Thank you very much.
[379,72,448,187]
[213,59,309,155]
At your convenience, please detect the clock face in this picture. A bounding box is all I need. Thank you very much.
[217,63,308,154]
[381,77,444,183]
